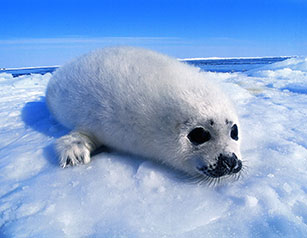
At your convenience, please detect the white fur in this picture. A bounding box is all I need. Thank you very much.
[46,47,241,178]
[56,131,97,167]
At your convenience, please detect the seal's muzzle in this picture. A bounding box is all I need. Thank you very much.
[198,153,242,178]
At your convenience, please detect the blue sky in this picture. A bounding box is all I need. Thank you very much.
[1,0,307,67]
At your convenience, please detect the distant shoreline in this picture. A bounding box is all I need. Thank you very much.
[0,65,60,71]
[0,66,59,77]
[0,56,294,71]
[179,56,293,61]
[0,56,292,76]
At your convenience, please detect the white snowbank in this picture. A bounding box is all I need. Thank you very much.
[0,58,307,238]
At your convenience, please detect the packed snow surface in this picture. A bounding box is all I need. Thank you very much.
[0,57,307,237]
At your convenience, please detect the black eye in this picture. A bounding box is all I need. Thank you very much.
[231,124,239,141]
[187,127,211,145]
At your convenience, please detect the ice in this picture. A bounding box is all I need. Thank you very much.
[1,57,307,237]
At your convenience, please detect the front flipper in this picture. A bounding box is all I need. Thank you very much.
[56,131,98,168]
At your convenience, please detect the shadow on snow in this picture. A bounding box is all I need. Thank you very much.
[21,97,68,166]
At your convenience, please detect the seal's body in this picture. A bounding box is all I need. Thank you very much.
[46,47,242,180]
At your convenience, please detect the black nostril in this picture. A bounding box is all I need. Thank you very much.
[231,153,238,161]
[232,160,242,173]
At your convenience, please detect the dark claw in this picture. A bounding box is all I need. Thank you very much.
[66,157,72,166]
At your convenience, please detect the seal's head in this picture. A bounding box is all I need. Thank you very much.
[173,115,242,183]
[186,120,241,179]
[149,75,243,182]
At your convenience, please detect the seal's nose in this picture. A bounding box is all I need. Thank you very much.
[218,153,242,174]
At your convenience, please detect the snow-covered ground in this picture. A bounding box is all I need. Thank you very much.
[0,57,307,237]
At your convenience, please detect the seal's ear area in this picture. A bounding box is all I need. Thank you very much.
[230,124,239,141]
[187,127,211,145]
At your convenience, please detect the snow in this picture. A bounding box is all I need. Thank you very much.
[1,57,307,238]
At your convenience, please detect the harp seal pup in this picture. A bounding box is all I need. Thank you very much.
[46,47,242,180]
